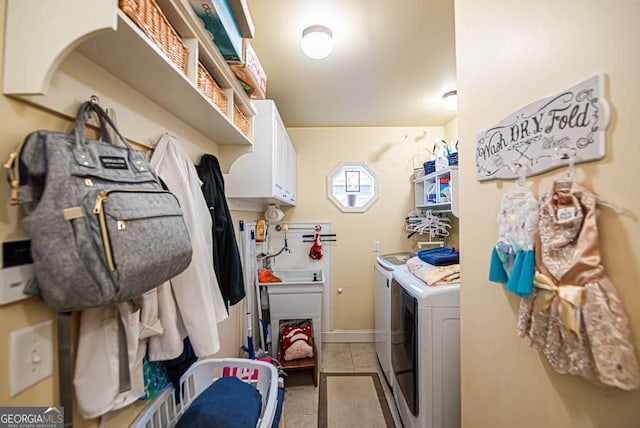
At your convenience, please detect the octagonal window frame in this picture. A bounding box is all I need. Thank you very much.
[327,161,379,213]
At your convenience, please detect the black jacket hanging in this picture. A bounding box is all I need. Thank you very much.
[196,154,245,307]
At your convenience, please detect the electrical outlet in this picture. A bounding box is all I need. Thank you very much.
[373,241,380,253]
[9,320,54,397]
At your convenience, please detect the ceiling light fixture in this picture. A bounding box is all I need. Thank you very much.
[301,25,333,60]
[442,90,458,110]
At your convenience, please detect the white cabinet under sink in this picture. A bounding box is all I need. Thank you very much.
[226,100,296,206]
[260,269,324,359]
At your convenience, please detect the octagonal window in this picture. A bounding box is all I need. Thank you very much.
[327,162,379,212]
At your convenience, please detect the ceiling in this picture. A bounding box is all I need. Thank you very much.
[247,0,457,128]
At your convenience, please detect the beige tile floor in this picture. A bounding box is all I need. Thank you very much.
[281,342,401,428]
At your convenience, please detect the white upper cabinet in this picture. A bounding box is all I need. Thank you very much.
[226,100,297,206]
[2,0,254,146]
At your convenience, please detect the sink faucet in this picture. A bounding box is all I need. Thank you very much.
[261,246,289,270]
[259,225,291,270]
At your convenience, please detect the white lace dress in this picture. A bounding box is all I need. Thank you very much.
[488,190,539,296]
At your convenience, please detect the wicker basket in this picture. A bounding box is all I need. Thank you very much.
[233,104,249,136]
[119,0,188,73]
[197,63,228,113]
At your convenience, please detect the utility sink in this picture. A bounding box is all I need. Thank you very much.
[259,269,325,286]
[259,269,325,359]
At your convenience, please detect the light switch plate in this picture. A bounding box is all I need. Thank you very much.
[9,320,54,397]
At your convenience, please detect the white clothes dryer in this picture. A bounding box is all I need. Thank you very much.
[391,266,460,428]
[375,252,414,388]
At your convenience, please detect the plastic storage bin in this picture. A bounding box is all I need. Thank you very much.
[423,160,436,175]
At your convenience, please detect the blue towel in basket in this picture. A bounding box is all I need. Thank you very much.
[417,247,460,266]
[176,376,262,428]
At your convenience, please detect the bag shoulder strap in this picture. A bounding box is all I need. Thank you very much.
[58,312,73,428]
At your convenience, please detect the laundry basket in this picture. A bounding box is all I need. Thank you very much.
[131,358,278,428]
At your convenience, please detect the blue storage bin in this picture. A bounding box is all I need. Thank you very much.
[448,152,458,166]
[423,160,436,175]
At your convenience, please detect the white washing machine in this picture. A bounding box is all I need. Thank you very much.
[375,252,414,388]
[391,266,460,428]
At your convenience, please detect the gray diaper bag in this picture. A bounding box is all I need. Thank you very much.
[6,101,192,312]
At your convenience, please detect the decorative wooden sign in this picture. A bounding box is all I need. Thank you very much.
[475,75,610,181]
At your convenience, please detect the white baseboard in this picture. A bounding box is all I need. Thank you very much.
[322,330,374,343]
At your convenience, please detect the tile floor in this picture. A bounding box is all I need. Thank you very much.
[281,343,401,428]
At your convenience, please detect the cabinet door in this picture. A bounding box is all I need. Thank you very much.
[273,116,287,199]
[282,134,296,203]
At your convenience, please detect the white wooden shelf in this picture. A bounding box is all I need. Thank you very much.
[416,202,452,209]
[414,166,459,217]
[2,0,254,146]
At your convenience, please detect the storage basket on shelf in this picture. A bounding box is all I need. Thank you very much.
[423,160,436,175]
[448,141,459,166]
[234,104,250,136]
[448,151,459,166]
[197,63,228,113]
[119,0,188,73]
[131,358,279,428]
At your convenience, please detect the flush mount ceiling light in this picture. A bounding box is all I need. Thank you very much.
[442,90,458,110]
[301,25,333,59]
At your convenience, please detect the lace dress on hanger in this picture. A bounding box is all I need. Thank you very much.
[488,190,538,296]
[517,181,640,390]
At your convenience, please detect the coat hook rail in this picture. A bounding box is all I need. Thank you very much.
[303,233,337,243]
[275,224,322,232]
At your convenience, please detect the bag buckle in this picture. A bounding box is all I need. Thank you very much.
[9,181,19,205]
[4,151,20,205]
[3,151,17,169]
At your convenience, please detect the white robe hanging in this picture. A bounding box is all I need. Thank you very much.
[149,133,228,357]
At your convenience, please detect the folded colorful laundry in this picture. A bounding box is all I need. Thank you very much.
[406,256,461,286]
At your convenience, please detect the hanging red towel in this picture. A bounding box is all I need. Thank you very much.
[309,232,323,260]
